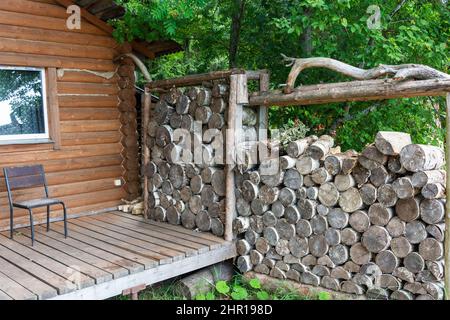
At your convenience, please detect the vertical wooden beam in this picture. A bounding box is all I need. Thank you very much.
[257,72,270,161]
[445,92,450,300]
[225,76,238,242]
[235,74,248,166]
[142,88,152,219]
[46,68,61,150]
[225,74,247,241]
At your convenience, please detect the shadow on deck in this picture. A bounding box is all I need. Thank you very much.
[0,211,236,300]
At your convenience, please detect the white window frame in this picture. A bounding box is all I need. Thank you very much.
[0,66,49,142]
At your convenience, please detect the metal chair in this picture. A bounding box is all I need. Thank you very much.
[3,165,68,246]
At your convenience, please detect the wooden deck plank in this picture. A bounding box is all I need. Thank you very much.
[10,232,112,285]
[0,291,12,300]
[88,215,201,256]
[101,213,216,252]
[55,220,172,265]
[113,212,227,245]
[0,211,236,300]
[0,234,94,289]
[0,257,57,300]
[93,214,210,254]
[25,226,129,279]
[69,219,181,263]
[0,241,76,295]
[49,242,237,300]
[34,226,142,275]
[0,270,37,300]
[49,223,156,270]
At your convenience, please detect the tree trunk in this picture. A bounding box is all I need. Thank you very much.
[229,0,246,68]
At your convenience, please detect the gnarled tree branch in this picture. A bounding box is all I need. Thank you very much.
[281,55,450,94]
[115,53,152,82]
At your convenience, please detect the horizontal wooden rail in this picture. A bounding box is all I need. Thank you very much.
[146,69,267,89]
[248,78,450,106]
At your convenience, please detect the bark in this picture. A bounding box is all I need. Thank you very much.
[281,56,450,94]
[229,0,246,68]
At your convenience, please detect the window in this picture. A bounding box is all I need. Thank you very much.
[0,66,49,142]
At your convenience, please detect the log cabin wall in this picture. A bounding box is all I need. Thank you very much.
[118,57,140,200]
[0,0,137,229]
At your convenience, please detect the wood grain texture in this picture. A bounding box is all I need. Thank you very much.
[0,0,125,226]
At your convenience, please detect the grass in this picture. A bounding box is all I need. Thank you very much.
[114,275,329,301]
[114,279,186,300]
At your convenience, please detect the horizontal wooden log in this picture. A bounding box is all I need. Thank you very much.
[0,36,116,60]
[248,79,450,107]
[147,69,246,89]
[375,131,412,156]
[400,144,445,172]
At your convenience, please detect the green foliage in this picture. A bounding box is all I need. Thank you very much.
[248,278,261,289]
[318,291,332,300]
[112,0,210,42]
[336,98,445,151]
[209,276,313,300]
[230,285,249,300]
[215,280,230,294]
[113,0,449,151]
[116,275,326,300]
[114,280,186,300]
[256,290,270,300]
[270,119,309,149]
[206,291,216,300]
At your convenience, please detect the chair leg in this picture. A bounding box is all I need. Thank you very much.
[62,203,68,238]
[28,209,35,246]
[46,206,50,232]
[9,207,14,239]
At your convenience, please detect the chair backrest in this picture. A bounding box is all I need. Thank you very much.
[3,165,48,196]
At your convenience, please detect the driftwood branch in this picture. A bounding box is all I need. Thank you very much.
[115,53,152,82]
[281,55,450,94]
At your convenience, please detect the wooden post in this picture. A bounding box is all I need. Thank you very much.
[235,74,248,166]
[225,74,248,241]
[257,72,270,161]
[445,93,450,300]
[46,68,61,150]
[142,88,152,219]
[225,76,237,242]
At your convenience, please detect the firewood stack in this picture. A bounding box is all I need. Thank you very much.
[118,56,140,200]
[235,131,446,300]
[145,81,235,236]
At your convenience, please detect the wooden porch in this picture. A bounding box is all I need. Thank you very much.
[0,211,236,300]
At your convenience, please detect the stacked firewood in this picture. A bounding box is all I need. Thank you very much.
[235,131,446,300]
[118,57,140,200]
[145,82,237,236]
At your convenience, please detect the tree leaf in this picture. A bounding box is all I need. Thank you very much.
[318,291,331,300]
[231,286,248,300]
[256,290,270,300]
[206,292,215,300]
[215,280,230,294]
[249,278,261,289]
